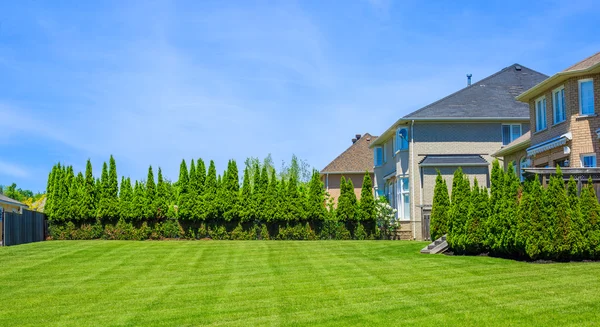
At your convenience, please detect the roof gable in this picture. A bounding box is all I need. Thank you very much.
[404,64,548,119]
[321,133,378,174]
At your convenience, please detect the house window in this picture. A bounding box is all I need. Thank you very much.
[502,124,521,145]
[520,157,530,182]
[553,86,566,124]
[579,79,595,115]
[374,147,383,167]
[535,97,547,131]
[582,154,597,168]
[396,177,410,221]
[395,127,409,152]
[383,142,388,163]
[386,179,395,209]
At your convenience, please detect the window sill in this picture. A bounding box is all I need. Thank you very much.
[576,114,597,120]
[533,128,547,135]
[552,120,567,127]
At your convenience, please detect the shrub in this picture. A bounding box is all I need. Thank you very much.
[354,224,367,240]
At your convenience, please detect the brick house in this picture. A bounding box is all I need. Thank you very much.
[320,133,378,205]
[370,64,547,240]
[493,52,600,180]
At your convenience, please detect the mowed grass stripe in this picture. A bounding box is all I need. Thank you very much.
[1,241,600,326]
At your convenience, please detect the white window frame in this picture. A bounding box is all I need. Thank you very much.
[396,177,410,221]
[581,154,597,168]
[395,127,409,153]
[501,124,521,145]
[579,79,595,116]
[553,86,566,124]
[535,96,547,132]
[374,146,383,167]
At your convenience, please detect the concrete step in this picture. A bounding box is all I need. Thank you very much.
[420,234,449,254]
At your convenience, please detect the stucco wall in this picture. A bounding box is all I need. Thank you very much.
[0,203,22,214]
[321,173,373,206]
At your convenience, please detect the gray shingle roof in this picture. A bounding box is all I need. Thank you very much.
[419,154,489,167]
[404,64,548,119]
[0,194,27,207]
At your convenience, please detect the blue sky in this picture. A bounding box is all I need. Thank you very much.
[1,0,599,192]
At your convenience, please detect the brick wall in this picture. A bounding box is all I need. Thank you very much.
[529,73,600,167]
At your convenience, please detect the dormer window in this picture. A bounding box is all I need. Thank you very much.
[395,127,409,152]
[535,96,547,131]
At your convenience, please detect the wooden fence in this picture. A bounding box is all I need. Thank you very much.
[2,209,46,246]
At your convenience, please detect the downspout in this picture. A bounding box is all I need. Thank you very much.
[411,120,416,240]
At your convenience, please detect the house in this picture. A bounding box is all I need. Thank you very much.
[0,193,27,215]
[321,133,378,204]
[370,64,548,240]
[493,52,600,182]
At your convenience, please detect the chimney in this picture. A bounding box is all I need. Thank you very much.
[466,74,472,86]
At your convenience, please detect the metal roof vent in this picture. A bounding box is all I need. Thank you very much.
[515,65,522,71]
[466,74,472,86]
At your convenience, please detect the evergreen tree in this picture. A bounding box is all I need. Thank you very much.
[203,160,218,220]
[287,173,306,221]
[196,159,206,194]
[69,172,85,221]
[567,176,585,258]
[223,160,240,221]
[580,178,600,258]
[83,159,96,220]
[155,168,169,219]
[431,171,450,241]
[462,179,488,254]
[187,160,199,220]
[358,171,376,222]
[337,177,357,222]
[276,177,288,222]
[177,159,190,219]
[250,163,263,221]
[146,166,157,219]
[306,170,327,221]
[131,180,146,220]
[498,163,520,254]
[119,177,133,221]
[107,155,119,218]
[486,160,504,251]
[45,165,56,219]
[545,166,568,260]
[447,168,470,252]
[524,177,549,260]
[238,166,253,222]
[257,165,270,221]
[96,162,109,220]
[51,164,65,221]
[264,169,279,222]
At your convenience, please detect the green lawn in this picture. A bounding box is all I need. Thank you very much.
[1,241,599,326]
